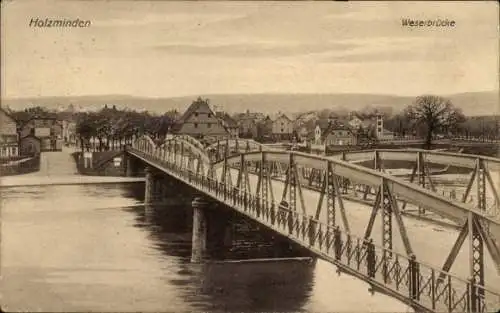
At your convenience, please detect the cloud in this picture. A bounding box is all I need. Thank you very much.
[152,41,359,58]
[318,36,456,63]
[94,12,243,28]
[1,1,497,98]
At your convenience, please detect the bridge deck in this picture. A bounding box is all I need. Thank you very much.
[220,167,500,291]
[127,145,500,312]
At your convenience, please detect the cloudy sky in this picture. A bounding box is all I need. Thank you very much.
[1,0,498,98]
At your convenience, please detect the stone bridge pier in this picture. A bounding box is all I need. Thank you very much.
[190,196,312,263]
[125,155,145,177]
[139,165,312,264]
[191,197,232,263]
[143,166,194,206]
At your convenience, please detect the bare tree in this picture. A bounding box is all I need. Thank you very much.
[404,95,465,149]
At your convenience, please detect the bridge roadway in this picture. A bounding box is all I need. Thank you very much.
[128,136,500,313]
[220,164,500,288]
[159,136,500,251]
[208,138,500,220]
[0,148,144,187]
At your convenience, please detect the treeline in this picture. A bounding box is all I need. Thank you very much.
[384,113,499,140]
[9,105,179,152]
[308,101,499,142]
[75,105,177,151]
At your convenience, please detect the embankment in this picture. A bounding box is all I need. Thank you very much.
[0,155,40,176]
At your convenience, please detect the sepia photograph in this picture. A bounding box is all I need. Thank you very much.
[1,1,499,312]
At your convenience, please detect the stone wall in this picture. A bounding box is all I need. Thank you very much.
[73,151,129,176]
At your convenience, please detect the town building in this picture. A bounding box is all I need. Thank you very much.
[18,113,63,152]
[20,134,41,156]
[234,110,265,122]
[311,118,358,147]
[322,122,358,146]
[271,113,293,141]
[256,116,274,142]
[375,114,395,141]
[234,110,265,139]
[297,126,309,143]
[238,118,259,138]
[0,108,19,157]
[171,97,230,140]
[348,114,364,129]
[313,119,331,145]
[216,112,239,139]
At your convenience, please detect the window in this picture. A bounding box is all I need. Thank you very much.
[194,123,198,128]
[281,128,284,133]
[195,113,199,117]
[281,122,284,126]
[208,113,212,118]
[207,124,211,128]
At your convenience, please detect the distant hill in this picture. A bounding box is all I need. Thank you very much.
[1,91,498,116]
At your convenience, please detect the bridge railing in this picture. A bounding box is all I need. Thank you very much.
[128,146,500,313]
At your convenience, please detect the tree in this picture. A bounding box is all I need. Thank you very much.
[404,95,465,149]
[76,112,96,152]
[93,111,112,151]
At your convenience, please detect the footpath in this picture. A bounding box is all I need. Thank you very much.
[0,148,144,188]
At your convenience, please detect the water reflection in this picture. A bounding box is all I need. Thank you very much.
[127,204,192,259]
[1,181,411,312]
[126,191,316,312]
[196,261,314,312]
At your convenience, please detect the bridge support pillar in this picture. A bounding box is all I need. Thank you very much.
[160,176,178,202]
[125,156,134,177]
[207,208,234,259]
[145,167,153,204]
[191,197,209,263]
[144,167,162,204]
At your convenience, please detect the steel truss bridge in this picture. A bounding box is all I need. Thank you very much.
[127,135,500,313]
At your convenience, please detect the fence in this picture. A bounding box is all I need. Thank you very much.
[129,147,500,313]
[0,154,41,176]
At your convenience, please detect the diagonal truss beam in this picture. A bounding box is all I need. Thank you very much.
[132,141,500,279]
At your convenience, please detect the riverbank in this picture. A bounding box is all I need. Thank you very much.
[0,154,40,176]
[72,151,128,176]
[0,175,144,188]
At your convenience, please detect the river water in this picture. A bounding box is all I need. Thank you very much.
[1,182,412,312]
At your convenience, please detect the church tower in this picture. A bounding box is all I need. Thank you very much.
[376,113,383,139]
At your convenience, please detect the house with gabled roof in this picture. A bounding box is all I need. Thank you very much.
[313,119,331,145]
[171,97,230,140]
[322,121,357,146]
[0,107,19,157]
[311,118,357,146]
[216,112,239,139]
[17,112,63,152]
[348,114,364,129]
[234,110,265,139]
[271,113,293,141]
